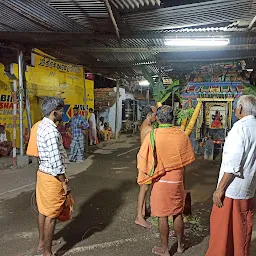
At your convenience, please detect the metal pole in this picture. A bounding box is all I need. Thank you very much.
[146,88,150,104]
[24,70,32,131]
[12,80,17,168]
[172,87,179,124]
[83,75,89,152]
[18,50,24,156]
[132,99,135,135]
[115,82,120,139]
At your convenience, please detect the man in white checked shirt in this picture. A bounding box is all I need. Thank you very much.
[36,97,71,256]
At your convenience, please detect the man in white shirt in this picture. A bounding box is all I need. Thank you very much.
[206,95,256,256]
[88,108,97,145]
[36,97,71,256]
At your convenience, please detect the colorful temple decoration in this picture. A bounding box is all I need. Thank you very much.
[180,82,247,158]
[181,82,245,99]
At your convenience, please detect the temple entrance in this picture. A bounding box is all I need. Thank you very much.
[196,98,233,158]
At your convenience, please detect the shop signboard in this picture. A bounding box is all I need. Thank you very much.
[0,49,94,148]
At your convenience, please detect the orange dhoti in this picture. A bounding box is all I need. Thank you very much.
[206,197,254,256]
[36,171,69,219]
[151,169,184,217]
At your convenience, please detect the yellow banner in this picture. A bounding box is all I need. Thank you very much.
[31,49,83,77]
[0,63,28,147]
[0,49,94,149]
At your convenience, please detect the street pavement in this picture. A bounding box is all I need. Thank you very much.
[0,134,255,256]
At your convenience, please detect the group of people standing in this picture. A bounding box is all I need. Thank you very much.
[57,107,112,163]
[27,94,256,256]
[136,95,256,256]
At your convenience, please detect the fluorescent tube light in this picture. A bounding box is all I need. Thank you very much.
[139,80,150,86]
[164,38,230,47]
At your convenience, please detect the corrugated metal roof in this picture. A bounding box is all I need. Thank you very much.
[49,0,108,17]
[0,0,256,78]
[123,0,256,30]
[48,0,109,28]
[110,0,161,10]
[0,3,48,32]
[0,0,87,32]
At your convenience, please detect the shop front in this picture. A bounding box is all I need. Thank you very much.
[0,49,94,149]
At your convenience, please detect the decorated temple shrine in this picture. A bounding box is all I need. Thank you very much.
[180,82,246,159]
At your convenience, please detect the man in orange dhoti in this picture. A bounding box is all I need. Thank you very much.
[135,105,156,229]
[35,97,71,256]
[206,95,256,256]
[137,105,195,255]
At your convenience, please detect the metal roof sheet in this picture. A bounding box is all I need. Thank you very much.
[0,0,256,78]
[110,0,161,10]
[48,0,109,28]
[123,0,256,30]
[0,0,87,32]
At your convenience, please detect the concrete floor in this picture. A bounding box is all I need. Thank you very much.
[0,134,255,256]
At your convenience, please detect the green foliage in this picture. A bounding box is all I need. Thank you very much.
[176,108,195,125]
[150,215,204,234]
[141,67,180,103]
[243,83,256,96]
[152,77,167,102]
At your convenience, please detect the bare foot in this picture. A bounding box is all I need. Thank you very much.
[135,217,152,229]
[152,246,170,256]
[43,253,53,256]
[37,244,44,252]
[37,240,61,251]
[177,244,185,253]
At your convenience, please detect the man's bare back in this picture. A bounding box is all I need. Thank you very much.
[140,120,154,145]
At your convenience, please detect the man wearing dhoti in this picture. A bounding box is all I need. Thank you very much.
[36,97,71,256]
[206,95,256,256]
[137,105,195,256]
[135,105,156,229]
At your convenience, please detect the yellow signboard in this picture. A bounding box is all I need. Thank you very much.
[31,49,83,77]
[0,63,28,147]
[0,49,94,148]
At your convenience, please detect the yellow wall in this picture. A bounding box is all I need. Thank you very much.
[0,63,28,147]
[0,49,94,148]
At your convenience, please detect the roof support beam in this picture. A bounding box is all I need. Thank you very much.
[68,44,256,53]
[0,31,255,42]
[91,55,256,68]
[103,0,120,41]
[248,15,256,30]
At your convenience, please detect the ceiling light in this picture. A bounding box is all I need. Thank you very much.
[164,38,230,47]
[139,80,150,86]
